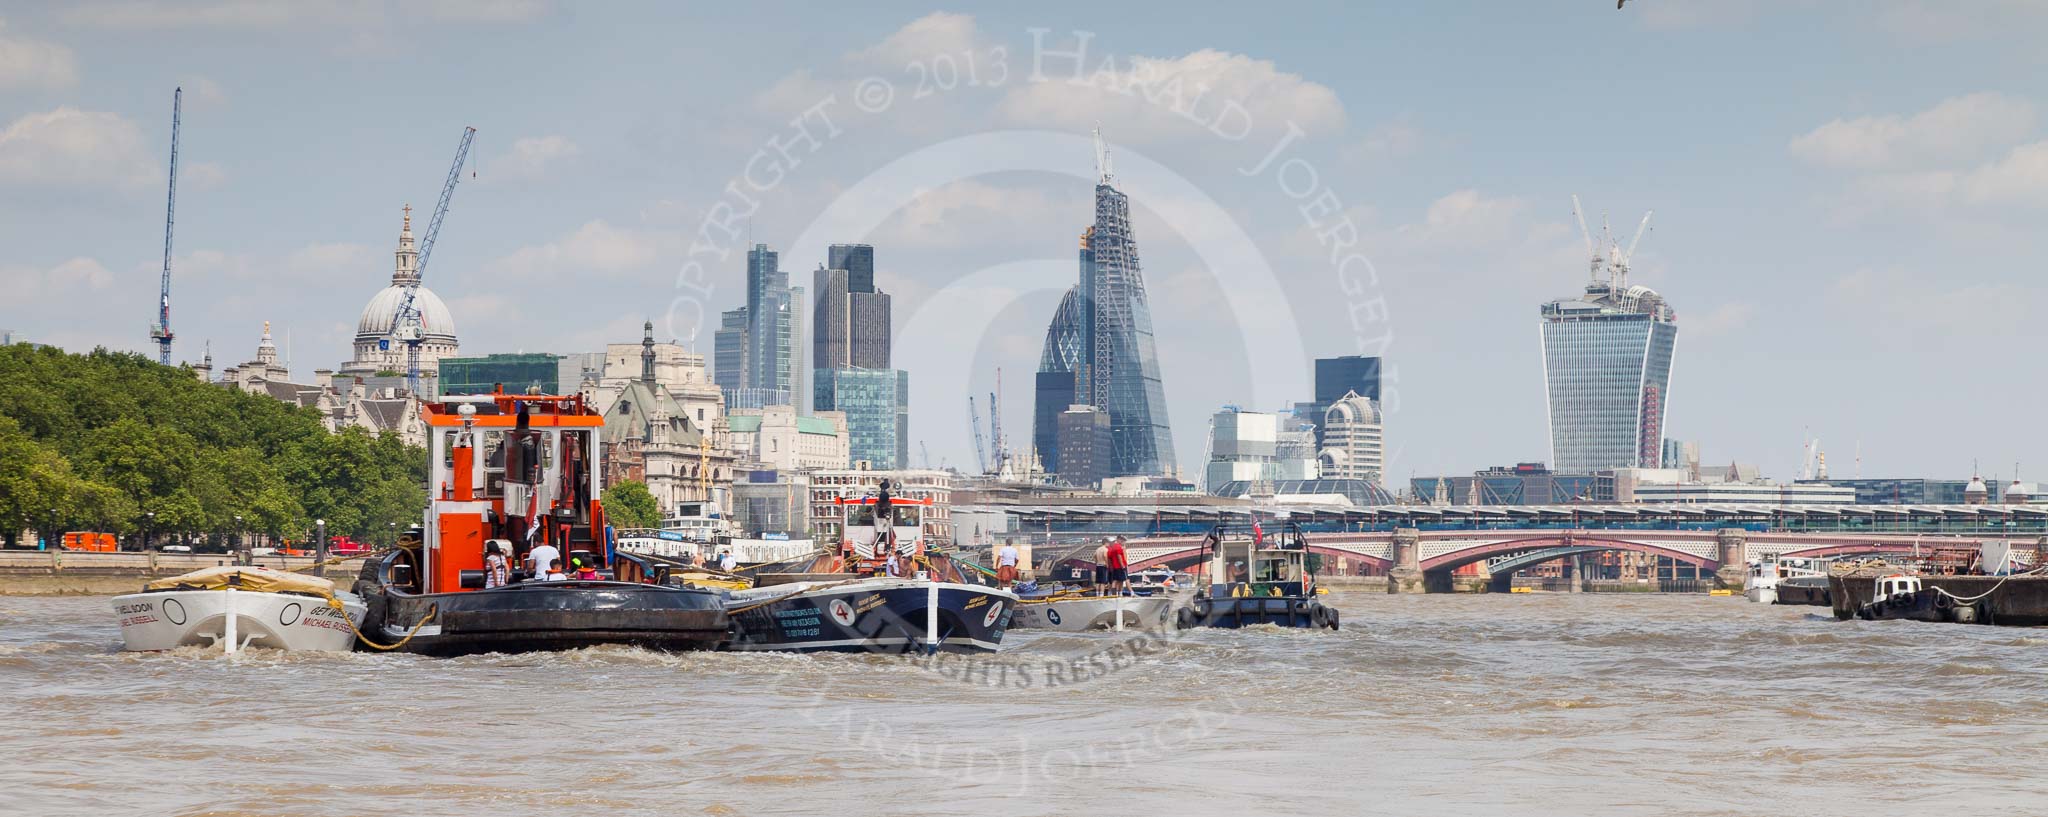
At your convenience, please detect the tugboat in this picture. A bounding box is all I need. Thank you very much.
[114,565,367,653]
[1748,555,1832,604]
[352,392,728,656]
[1008,584,1175,632]
[721,484,1016,653]
[1853,574,1948,623]
[1178,522,1339,630]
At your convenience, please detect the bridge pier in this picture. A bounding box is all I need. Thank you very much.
[1713,528,1747,590]
[1387,528,1426,594]
[1563,556,1582,593]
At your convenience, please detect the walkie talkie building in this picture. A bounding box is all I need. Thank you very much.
[1540,225,1677,474]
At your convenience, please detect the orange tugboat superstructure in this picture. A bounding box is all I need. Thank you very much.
[352,389,728,655]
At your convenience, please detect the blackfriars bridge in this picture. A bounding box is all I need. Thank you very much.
[955,502,2048,593]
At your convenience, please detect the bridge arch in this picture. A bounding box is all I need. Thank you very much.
[1422,536,1716,574]
[1126,544,1392,573]
[1482,545,1616,576]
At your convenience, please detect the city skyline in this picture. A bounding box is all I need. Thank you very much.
[4,4,2046,481]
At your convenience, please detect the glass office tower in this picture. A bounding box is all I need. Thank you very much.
[1030,140,1175,479]
[815,367,909,470]
[1540,279,1677,473]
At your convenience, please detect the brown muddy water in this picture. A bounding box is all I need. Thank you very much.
[2,592,2043,816]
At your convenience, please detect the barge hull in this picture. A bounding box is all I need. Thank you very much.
[1829,575,2048,626]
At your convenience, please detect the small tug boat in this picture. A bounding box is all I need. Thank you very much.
[1747,555,1831,604]
[352,393,728,656]
[1179,522,1339,630]
[722,488,1016,653]
[1008,585,1175,632]
[114,565,367,653]
[1853,574,1948,623]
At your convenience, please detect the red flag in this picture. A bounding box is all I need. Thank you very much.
[1252,519,1263,546]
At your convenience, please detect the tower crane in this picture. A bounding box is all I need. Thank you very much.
[968,396,988,475]
[989,366,1005,475]
[394,126,475,395]
[149,87,181,365]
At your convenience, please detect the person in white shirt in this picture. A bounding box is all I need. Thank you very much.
[995,543,1020,587]
[526,542,561,582]
[717,550,736,572]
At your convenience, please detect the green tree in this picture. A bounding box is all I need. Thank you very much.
[602,481,662,529]
[0,345,427,545]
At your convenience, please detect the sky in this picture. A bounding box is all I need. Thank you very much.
[3,1,2046,486]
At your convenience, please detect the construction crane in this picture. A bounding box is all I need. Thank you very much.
[149,87,181,366]
[968,396,988,475]
[919,441,932,471]
[1612,210,1654,287]
[394,126,476,395]
[1570,194,1599,282]
[988,367,1006,475]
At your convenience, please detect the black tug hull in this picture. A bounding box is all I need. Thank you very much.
[1179,595,1339,630]
[1773,579,1832,607]
[725,580,1014,654]
[357,571,729,657]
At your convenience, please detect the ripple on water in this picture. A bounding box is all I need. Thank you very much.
[0,592,2043,817]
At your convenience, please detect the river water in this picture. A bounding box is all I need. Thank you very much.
[2,592,2043,817]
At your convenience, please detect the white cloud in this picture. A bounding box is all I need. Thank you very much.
[869,179,1074,251]
[179,76,228,110]
[1959,140,2048,206]
[284,242,377,277]
[997,49,1346,144]
[1790,92,2034,170]
[489,135,580,182]
[486,220,671,279]
[413,0,551,23]
[851,11,980,68]
[1871,0,2048,43]
[1830,267,2034,337]
[1401,190,1535,248]
[1,257,114,303]
[0,18,78,90]
[1686,301,1756,338]
[1638,0,1765,30]
[1345,116,1422,165]
[58,0,550,28]
[0,107,158,191]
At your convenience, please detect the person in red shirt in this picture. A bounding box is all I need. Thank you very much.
[1104,536,1130,596]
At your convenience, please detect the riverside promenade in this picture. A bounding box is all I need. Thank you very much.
[0,551,366,595]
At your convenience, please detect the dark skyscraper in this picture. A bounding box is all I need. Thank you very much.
[1031,131,1175,478]
[828,243,875,293]
[1316,356,1382,404]
[813,244,891,412]
[1300,355,1382,447]
[713,306,747,395]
